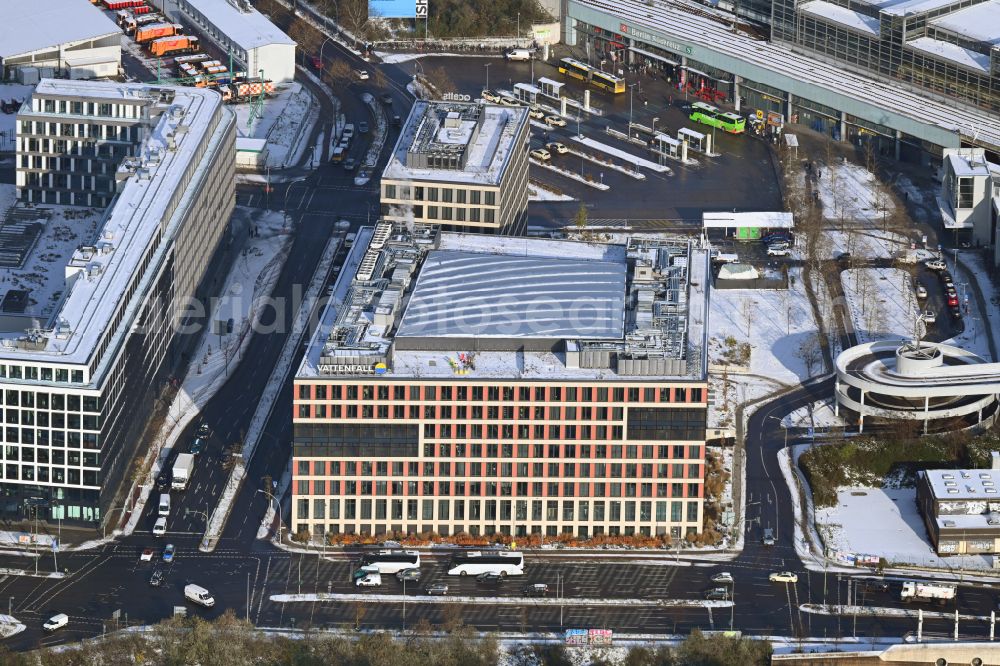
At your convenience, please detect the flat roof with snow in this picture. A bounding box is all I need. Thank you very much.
[930,0,1000,44]
[924,468,1000,500]
[1,80,221,368]
[0,0,120,59]
[298,226,709,380]
[703,211,794,229]
[880,0,964,17]
[799,1,881,37]
[173,0,295,51]
[382,100,528,187]
[906,37,992,74]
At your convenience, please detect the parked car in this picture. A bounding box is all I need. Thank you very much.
[426,583,449,596]
[392,114,402,127]
[153,516,167,537]
[162,543,175,563]
[762,232,791,245]
[523,583,549,597]
[481,89,501,103]
[544,115,567,127]
[769,571,798,583]
[710,572,734,584]
[355,69,370,80]
[915,283,928,299]
[396,568,422,582]
[835,251,851,263]
[921,309,937,324]
[343,158,357,171]
[356,573,382,587]
[140,548,155,562]
[149,568,164,587]
[924,258,947,271]
[528,108,545,120]
[530,148,551,162]
[358,121,369,134]
[546,142,569,154]
[939,270,954,284]
[767,245,791,257]
[499,97,521,107]
[341,125,355,141]
[704,587,730,600]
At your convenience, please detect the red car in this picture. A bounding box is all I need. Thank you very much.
[947,295,959,307]
[311,56,323,70]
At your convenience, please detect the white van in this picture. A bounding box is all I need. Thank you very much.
[158,493,171,516]
[505,48,533,61]
[184,583,215,607]
[43,613,69,632]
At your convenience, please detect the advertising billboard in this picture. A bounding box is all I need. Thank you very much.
[369,0,427,19]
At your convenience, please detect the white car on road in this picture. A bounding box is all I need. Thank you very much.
[769,571,798,583]
[152,516,167,537]
[355,69,370,81]
[710,572,734,584]
[544,115,567,127]
[530,148,551,162]
[356,572,382,587]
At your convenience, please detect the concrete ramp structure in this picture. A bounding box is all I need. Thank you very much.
[835,340,1000,434]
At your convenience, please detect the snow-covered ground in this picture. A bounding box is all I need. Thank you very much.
[781,399,844,430]
[816,486,994,571]
[820,229,912,260]
[232,83,318,169]
[0,84,32,143]
[375,52,502,64]
[841,267,920,344]
[122,208,292,538]
[528,182,575,202]
[707,266,822,428]
[817,161,895,223]
[954,250,1000,363]
[570,135,671,173]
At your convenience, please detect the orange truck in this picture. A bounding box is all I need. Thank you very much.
[219,80,276,103]
[135,23,183,43]
[149,35,199,57]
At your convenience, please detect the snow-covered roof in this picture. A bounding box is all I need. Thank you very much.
[924,468,1000,501]
[930,0,1000,44]
[799,1,881,37]
[880,0,963,17]
[717,263,759,280]
[945,150,991,177]
[936,513,1000,531]
[703,211,794,229]
[177,0,295,51]
[0,80,222,368]
[906,37,992,74]
[298,228,709,380]
[397,250,627,340]
[0,0,120,59]
[572,0,1000,151]
[382,100,529,187]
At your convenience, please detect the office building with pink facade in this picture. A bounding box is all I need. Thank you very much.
[291,223,711,540]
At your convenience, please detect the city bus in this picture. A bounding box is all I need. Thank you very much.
[447,550,524,576]
[360,549,421,574]
[558,58,626,94]
[688,101,746,134]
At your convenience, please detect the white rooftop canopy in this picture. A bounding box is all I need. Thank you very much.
[0,0,119,59]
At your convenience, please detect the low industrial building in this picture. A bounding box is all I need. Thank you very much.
[1,80,235,527]
[0,0,121,82]
[917,456,1000,556]
[149,0,296,83]
[380,100,530,236]
[291,224,711,541]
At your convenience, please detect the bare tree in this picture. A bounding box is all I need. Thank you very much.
[740,297,754,340]
[796,333,824,377]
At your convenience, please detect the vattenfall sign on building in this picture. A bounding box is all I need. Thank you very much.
[619,23,694,57]
[318,362,388,375]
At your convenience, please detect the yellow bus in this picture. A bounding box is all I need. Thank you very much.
[558,57,625,94]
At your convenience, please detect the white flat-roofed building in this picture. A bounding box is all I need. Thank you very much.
[0,0,121,81]
[1,80,235,527]
[937,148,998,255]
[918,460,1000,555]
[149,0,296,83]
[290,224,712,541]
[380,101,530,236]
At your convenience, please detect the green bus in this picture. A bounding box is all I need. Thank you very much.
[688,102,746,134]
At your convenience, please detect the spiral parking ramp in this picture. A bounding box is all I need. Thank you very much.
[835,340,1000,433]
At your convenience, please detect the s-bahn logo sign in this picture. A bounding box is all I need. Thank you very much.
[618,23,693,56]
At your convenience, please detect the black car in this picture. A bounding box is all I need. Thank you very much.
[155,472,170,491]
[189,438,205,455]
[523,583,548,597]
[950,305,963,320]
[476,572,504,585]
[196,421,211,439]
[149,568,164,587]
[864,580,890,593]
[380,93,393,105]
[396,568,421,582]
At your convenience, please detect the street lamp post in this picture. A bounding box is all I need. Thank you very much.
[318,36,335,78]
[484,63,491,93]
[628,83,636,127]
[558,572,564,629]
[652,116,660,135]
[256,489,283,543]
[8,596,12,617]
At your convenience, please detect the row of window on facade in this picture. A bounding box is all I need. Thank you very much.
[19,120,137,142]
[0,464,99,486]
[301,522,696,539]
[1,391,99,412]
[296,479,702,500]
[297,383,704,403]
[296,497,701,524]
[298,445,703,473]
[0,366,88,385]
[383,184,499,205]
[2,428,100,448]
[33,99,142,119]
